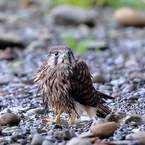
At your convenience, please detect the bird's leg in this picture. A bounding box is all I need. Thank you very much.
[53,110,63,122]
[68,111,76,124]
[44,110,63,123]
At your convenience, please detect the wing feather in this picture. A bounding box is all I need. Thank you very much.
[70,59,101,107]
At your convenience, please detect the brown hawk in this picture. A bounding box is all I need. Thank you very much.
[34,45,112,123]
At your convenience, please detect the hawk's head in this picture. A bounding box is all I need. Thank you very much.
[47,45,75,69]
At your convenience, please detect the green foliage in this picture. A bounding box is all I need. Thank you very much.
[52,0,93,9]
[96,0,145,9]
[51,0,145,9]
[8,59,25,74]
[63,33,90,54]
[95,47,100,52]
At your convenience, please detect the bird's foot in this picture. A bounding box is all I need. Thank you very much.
[43,118,54,123]
[43,111,63,123]
[68,115,75,126]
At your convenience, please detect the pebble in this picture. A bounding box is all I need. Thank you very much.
[26,108,45,115]
[17,139,27,145]
[122,84,136,93]
[0,137,5,142]
[90,122,118,138]
[99,85,112,92]
[110,140,131,144]
[0,75,19,85]
[0,125,2,132]
[105,114,122,122]
[49,5,97,27]
[25,41,45,54]
[42,140,54,145]
[88,40,108,51]
[126,131,145,140]
[66,137,92,145]
[53,131,63,140]
[1,47,18,60]
[114,7,145,26]
[62,129,76,140]
[125,59,139,67]
[52,123,63,130]
[0,113,20,125]
[123,116,141,125]
[78,132,96,138]
[31,133,45,145]
[87,137,97,143]
[53,129,75,140]
[2,126,23,135]
[0,32,23,49]
[92,73,106,83]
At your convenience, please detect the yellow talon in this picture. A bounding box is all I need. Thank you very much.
[43,118,53,123]
[68,111,76,125]
[43,111,63,123]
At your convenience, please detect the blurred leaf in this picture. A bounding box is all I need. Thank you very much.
[96,0,145,9]
[8,59,25,74]
[76,40,89,54]
[95,47,100,52]
[51,0,93,9]
[9,59,25,68]
[65,34,76,49]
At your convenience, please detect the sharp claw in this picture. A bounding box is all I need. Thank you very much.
[43,118,53,123]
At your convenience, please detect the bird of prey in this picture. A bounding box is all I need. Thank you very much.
[34,45,112,123]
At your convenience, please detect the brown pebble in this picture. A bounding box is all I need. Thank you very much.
[87,137,98,143]
[138,138,145,145]
[0,113,20,125]
[90,122,117,138]
[114,7,145,26]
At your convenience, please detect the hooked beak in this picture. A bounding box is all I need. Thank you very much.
[59,53,68,59]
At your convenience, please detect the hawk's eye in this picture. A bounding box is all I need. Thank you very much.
[54,51,59,56]
[68,52,71,57]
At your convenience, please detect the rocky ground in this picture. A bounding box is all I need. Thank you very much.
[0,0,145,145]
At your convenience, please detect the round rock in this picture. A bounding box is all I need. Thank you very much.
[126,131,145,140]
[42,140,54,145]
[0,113,20,125]
[114,7,145,26]
[31,133,44,145]
[90,122,118,138]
